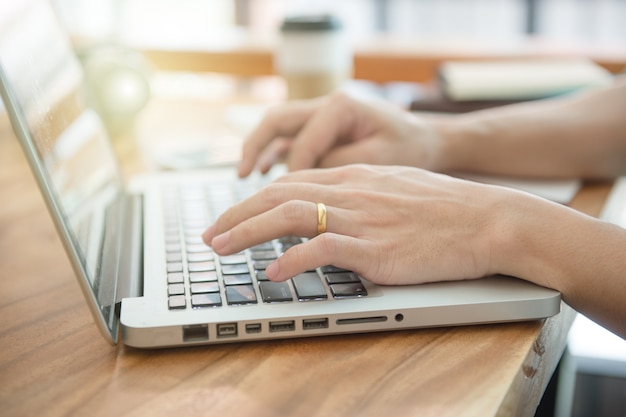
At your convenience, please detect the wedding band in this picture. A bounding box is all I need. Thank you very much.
[316,203,327,235]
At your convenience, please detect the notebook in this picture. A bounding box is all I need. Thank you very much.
[0,0,561,348]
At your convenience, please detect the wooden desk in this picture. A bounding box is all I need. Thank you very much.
[0,97,613,417]
[133,33,626,83]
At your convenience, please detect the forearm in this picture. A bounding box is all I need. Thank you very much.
[491,193,626,338]
[432,76,626,179]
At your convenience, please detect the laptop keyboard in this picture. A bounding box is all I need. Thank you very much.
[162,181,368,310]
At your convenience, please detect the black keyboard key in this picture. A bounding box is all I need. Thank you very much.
[166,243,182,253]
[188,261,216,272]
[221,264,250,275]
[168,295,186,310]
[167,272,184,284]
[191,293,222,308]
[252,259,273,270]
[168,283,185,296]
[167,262,183,273]
[225,285,258,305]
[330,283,368,298]
[187,252,213,262]
[255,270,270,281]
[250,242,274,251]
[277,236,302,252]
[186,243,212,253]
[219,254,247,264]
[185,235,205,245]
[292,273,328,300]
[189,271,218,282]
[166,253,183,262]
[190,282,220,294]
[250,250,277,260]
[223,273,253,286]
[325,272,362,285]
[321,265,348,274]
[259,281,293,303]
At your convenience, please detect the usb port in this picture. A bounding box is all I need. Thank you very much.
[269,320,295,332]
[245,323,262,334]
[303,318,329,330]
[216,322,237,337]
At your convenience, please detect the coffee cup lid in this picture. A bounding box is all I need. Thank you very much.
[280,14,342,32]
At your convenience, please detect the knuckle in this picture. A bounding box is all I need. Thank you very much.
[259,182,288,206]
[280,200,309,222]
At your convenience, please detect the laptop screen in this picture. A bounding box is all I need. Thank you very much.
[0,0,124,341]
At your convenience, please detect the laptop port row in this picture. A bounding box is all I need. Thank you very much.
[201,318,333,340]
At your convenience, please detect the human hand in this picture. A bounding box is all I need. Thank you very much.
[237,92,443,178]
[204,164,522,286]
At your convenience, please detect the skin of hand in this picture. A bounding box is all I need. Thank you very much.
[238,76,626,180]
[237,92,444,178]
[204,164,626,338]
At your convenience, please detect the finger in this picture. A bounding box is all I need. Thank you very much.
[286,95,356,172]
[256,137,291,174]
[265,233,372,282]
[238,100,322,178]
[209,201,355,255]
[203,183,333,241]
[274,164,384,188]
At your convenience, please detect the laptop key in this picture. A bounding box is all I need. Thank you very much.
[325,272,362,285]
[187,252,213,262]
[188,261,216,272]
[189,271,218,282]
[167,262,183,273]
[255,270,270,281]
[330,283,368,298]
[259,281,293,303]
[225,285,258,305]
[292,273,328,300]
[221,264,250,275]
[277,236,302,252]
[168,283,186,296]
[223,273,253,286]
[190,282,220,294]
[220,254,248,265]
[250,250,277,260]
[191,293,222,308]
[251,259,273,270]
[321,265,349,274]
[168,295,187,310]
[166,253,183,262]
[186,243,212,253]
[167,272,184,284]
[250,242,274,251]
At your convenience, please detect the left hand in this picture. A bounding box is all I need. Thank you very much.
[203,164,515,285]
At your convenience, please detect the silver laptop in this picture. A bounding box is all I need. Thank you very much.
[0,0,560,348]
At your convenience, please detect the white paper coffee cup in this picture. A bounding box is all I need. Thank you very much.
[274,15,353,100]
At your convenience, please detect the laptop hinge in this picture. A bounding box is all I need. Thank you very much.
[114,194,144,302]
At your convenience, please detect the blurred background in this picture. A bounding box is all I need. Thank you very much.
[46,0,626,132]
[52,0,626,45]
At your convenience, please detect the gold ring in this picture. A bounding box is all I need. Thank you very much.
[316,203,327,235]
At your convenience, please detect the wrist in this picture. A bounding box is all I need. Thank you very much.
[487,191,587,292]
[428,114,487,174]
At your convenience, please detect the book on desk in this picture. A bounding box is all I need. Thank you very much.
[410,58,615,113]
